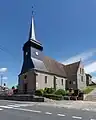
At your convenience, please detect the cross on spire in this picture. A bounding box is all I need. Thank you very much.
[32,6,34,16]
[28,6,36,41]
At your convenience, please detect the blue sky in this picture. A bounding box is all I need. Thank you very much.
[0,0,96,87]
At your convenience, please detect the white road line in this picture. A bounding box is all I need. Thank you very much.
[0,108,3,110]
[72,116,82,119]
[7,104,31,107]
[90,119,96,120]
[0,106,13,109]
[82,108,90,111]
[45,112,52,115]
[0,100,35,104]
[7,104,34,108]
[57,114,65,117]
[8,105,20,108]
[13,107,42,113]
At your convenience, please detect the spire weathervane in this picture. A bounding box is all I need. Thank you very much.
[32,6,34,16]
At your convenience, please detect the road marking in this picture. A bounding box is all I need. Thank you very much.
[82,108,90,111]
[8,105,20,108]
[7,103,35,108]
[0,108,3,110]
[57,114,65,117]
[0,100,35,104]
[90,119,96,120]
[72,116,82,119]
[0,106,13,109]
[7,104,32,107]
[13,107,42,113]
[45,112,52,115]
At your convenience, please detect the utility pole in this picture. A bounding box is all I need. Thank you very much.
[1,74,3,87]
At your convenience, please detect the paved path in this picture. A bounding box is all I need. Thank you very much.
[89,88,96,95]
[85,88,96,101]
[0,100,96,120]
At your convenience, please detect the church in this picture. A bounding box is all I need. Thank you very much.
[18,14,86,94]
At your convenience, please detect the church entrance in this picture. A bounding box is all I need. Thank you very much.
[23,83,28,94]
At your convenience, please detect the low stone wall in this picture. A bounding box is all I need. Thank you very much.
[0,94,44,102]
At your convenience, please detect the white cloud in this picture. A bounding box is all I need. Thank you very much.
[61,48,96,79]
[62,49,96,65]
[0,68,7,73]
[85,61,96,74]
[92,76,96,83]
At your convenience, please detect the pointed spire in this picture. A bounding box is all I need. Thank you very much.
[28,7,42,46]
[29,8,36,41]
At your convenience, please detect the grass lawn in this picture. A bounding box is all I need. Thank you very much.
[83,85,96,94]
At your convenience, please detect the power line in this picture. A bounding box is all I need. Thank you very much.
[0,44,20,64]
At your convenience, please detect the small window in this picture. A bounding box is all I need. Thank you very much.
[45,76,47,84]
[24,75,27,79]
[81,76,83,82]
[80,68,82,74]
[82,69,84,74]
[73,81,75,84]
[69,81,71,84]
[61,79,63,85]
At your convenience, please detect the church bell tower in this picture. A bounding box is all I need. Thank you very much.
[20,10,47,75]
[18,9,47,94]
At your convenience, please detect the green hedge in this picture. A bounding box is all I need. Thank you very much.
[35,88,55,96]
[35,89,43,96]
[43,94,63,100]
[54,89,66,96]
[44,87,55,94]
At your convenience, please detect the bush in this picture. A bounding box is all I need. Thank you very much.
[43,87,55,94]
[35,89,43,96]
[65,90,70,96]
[54,89,65,96]
[43,94,63,100]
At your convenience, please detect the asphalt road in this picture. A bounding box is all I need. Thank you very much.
[0,100,96,120]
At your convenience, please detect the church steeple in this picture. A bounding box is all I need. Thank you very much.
[28,8,42,46]
[29,12,36,41]
[20,8,46,75]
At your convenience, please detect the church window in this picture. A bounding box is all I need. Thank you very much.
[82,69,84,74]
[61,79,63,85]
[24,75,27,79]
[73,81,75,84]
[81,76,83,82]
[45,76,47,84]
[69,81,71,84]
[80,68,82,74]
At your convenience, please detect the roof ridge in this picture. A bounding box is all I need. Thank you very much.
[65,61,80,66]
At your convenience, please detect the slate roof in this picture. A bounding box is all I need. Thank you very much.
[85,73,92,78]
[65,61,80,76]
[38,57,81,78]
[42,56,67,78]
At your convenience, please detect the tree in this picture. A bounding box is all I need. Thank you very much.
[12,86,15,90]
[16,85,18,89]
[4,83,6,86]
